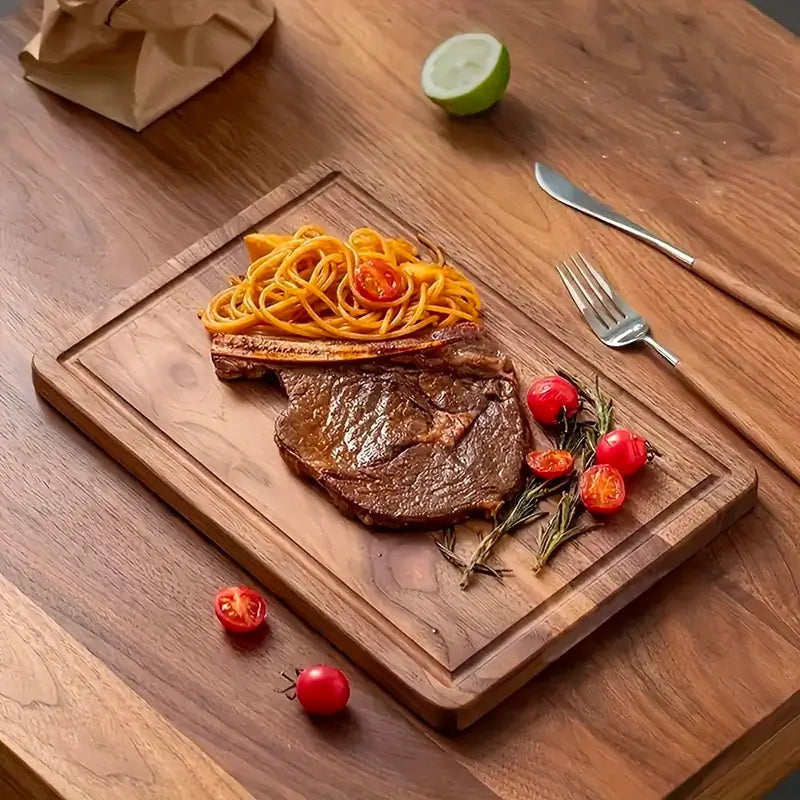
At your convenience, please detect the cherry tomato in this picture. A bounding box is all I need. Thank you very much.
[353,259,403,303]
[295,665,350,716]
[595,428,651,477]
[526,449,575,479]
[214,585,267,633]
[526,375,580,426]
[579,464,626,515]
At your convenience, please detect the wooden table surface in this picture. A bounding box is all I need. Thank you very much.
[2,0,800,798]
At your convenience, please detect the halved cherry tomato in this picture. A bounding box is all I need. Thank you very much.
[353,258,403,303]
[526,449,575,479]
[526,375,580,426]
[579,464,626,515]
[214,585,267,633]
[595,428,651,477]
[295,665,350,716]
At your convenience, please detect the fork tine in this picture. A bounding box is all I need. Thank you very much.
[556,263,588,313]
[575,252,613,299]
[570,254,623,322]
[557,261,612,331]
[562,259,615,328]
[575,253,634,316]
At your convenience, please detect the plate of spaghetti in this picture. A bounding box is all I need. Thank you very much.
[200,225,482,341]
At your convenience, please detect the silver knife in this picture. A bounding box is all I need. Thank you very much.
[534,162,693,266]
[533,162,800,336]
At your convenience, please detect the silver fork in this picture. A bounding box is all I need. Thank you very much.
[556,252,796,484]
[556,253,679,367]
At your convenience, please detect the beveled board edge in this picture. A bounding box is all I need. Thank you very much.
[32,162,758,730]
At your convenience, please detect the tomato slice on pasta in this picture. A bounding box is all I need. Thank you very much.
[354,259,403,303]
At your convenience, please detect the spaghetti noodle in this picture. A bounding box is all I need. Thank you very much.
[200,225,482,341]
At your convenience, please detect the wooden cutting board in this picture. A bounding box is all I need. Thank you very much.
[33,163,757,731]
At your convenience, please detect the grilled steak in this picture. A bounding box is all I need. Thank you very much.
[209,323,527,529]
[273,336,527,528]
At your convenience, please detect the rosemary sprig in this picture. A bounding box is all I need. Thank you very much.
[459,371,618,587]
[459,407,584,589]
[493,479,559,536]
[557,370,614,460]
[436,527,512,581]
[531,374,615,572]
[434,526,460,566]
[457,490,550,589]
[531,489,600,573]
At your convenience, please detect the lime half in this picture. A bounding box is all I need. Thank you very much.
[421,33,510,116]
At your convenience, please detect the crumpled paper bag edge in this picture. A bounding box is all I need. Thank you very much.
[18,0,276,131]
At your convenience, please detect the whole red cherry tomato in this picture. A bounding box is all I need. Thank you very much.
[353,259,403,303]
[526,375,580,426]
[595,428,651,477]
[579,464,626,515]
[526,449,575,479]
[214,586,267,633]
[295,665,351,716]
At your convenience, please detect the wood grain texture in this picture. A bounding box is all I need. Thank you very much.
[685,256,800,337]
[2,0,800,796]
[0,574,253,800]
[676,692,800,799]
[32,165,756,730]
[0,777,29,800]
[673,358,800,484]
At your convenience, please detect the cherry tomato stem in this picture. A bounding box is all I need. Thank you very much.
[595,428,653,477]
[293,665,350,716]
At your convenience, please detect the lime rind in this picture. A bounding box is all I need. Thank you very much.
[421,33,510,116]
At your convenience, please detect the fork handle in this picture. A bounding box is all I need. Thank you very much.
[688,257,800,336]
[671,357,800,485]
[643,336,678,366]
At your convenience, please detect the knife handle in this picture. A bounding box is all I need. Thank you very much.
[687,257,800,336]
[673,358,800,484]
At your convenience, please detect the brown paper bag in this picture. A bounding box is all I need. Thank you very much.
[19,0,276,130]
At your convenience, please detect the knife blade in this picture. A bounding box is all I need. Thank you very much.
[533,162,800,337]
[534,162,694,266]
